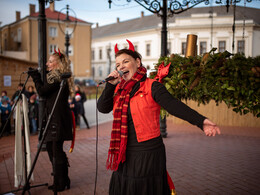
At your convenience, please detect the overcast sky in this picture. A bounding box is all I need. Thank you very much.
[0,0,260,27]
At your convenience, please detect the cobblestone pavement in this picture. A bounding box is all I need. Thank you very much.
[0,121,260,195]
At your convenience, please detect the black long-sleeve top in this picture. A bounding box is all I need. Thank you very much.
[98,76,206,150]
[31,72,72,141]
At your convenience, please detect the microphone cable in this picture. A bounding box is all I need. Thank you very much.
[94,85,99,195]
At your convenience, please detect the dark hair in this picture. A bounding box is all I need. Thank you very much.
[115,49,142,62]
[1,90,7,95]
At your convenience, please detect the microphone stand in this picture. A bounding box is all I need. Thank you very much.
[0,73,48,194]
[22,76,68,195]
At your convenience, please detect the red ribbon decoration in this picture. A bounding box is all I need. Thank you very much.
[69,111,76,153]
[167,171,176,195]
[154,61,171,83]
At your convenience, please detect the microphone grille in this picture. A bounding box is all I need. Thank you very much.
[117,70,124,76]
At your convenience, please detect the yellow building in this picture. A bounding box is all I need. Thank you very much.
[0,2,92,78]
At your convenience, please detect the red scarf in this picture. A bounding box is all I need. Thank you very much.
[107,66,147,170]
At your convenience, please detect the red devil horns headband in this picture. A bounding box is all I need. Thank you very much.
[54,48,61,57]
[114,39,135,54]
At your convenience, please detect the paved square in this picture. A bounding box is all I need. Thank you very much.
[0,121,260,195]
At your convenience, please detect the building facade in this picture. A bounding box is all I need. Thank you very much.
[91,5,260,81]
[0,2,92,79]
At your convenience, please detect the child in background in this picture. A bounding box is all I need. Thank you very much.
[0,91,10,104]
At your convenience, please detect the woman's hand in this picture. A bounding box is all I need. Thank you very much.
[203,119,221,136]
[107,70,121,85]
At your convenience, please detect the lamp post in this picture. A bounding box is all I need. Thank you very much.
[58,5,77,58]
[108,0,253,137]
[38,0,47,149]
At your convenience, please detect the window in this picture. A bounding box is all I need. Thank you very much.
[106,47,111,60]
[92,66,95,78]
[200,41,207,55]
[146,43,151,56]
[99,48,102,60]
[4,38,7,50]
[49,27,57,37]
[4,33,7,50]
[98,66,103,77]
[218,41,226,53]
[92,50,95,60]
[181,42,186,55]
[15,28,22,43]
[237,40,245,54]
[167,42,171,55]
[49,44,58,54]
[134,45,138,52]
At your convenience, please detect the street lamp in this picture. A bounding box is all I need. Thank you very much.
[58,4,77,57]
[108,0,253,137]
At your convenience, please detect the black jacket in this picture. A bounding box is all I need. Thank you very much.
[31,72,72,142]
[28,102,39,119]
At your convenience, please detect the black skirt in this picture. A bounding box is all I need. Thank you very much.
[109,87,171,195]
[109,144,171,195]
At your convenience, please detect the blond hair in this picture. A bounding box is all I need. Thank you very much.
[47,52,74,97]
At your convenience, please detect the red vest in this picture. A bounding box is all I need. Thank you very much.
[113,78,161,142]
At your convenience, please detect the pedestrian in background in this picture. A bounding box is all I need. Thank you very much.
[68,97,76,118]
[11,83,30,104]
[74,85,90,129]
[28,94,38,135]
[0,96,12,136]
[27,85,36,99]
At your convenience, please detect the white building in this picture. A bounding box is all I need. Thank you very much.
[92,5,260,80]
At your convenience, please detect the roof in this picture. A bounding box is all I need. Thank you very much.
[0,6,91,29]
[30,7,91,24]
[92,14,161,39]
[92,5,260,39]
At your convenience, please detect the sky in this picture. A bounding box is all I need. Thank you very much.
[0,0,260,27]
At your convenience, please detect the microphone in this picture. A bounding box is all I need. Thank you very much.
[23,67,41,74]
[61,72,72,79]
[97,70,129,86]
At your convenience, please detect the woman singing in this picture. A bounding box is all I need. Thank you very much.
[29,49,73,192]
[97,40,220,195]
